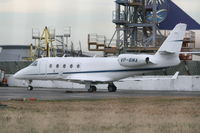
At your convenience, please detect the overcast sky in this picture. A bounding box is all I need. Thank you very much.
[0,0,199,50]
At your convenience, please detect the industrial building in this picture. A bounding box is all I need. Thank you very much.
[0,45,30,61]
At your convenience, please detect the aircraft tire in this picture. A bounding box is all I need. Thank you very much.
[108,84,117,92]
[88,86,97,92]
[27,86,33,91]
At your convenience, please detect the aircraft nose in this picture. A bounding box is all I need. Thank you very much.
[13,71,20,79]
[13,70,23,79]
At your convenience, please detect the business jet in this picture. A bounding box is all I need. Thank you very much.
[14,23,190,92]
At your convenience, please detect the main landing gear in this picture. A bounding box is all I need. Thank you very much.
[88,85,97,92]
[86,82,117,92]
[108,83,117,92]
[27,80,33,91]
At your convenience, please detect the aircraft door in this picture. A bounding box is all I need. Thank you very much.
[39,60,47,78]
[58,64,64,79]
[54,63,64,79]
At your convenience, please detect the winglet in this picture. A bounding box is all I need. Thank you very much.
[171,71,179,80]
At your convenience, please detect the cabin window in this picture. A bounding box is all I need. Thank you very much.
[30,61,38,66]
[63,64,66,68]
[56,64,59,68]
[70,64,73,68]
[77,64,80,68]
[49,64,52,68]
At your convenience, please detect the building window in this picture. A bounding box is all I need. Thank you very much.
[56,64,59,68]
[70,64,73,68]
[77,64,80,68]
[63,64,66,68]
[49,64,52,68]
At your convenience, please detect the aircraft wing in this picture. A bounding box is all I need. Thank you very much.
[120,72,179,82]
[64,75,113,84]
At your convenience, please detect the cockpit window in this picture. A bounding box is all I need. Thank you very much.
[30,61,38,66]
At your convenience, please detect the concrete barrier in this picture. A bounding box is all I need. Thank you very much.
[7,75,200,91]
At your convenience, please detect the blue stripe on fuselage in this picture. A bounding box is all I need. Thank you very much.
[26,67,168,76]
[173,40,183,42]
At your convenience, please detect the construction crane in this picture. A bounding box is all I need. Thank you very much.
[40,26,56,57]
[30,26,56,59]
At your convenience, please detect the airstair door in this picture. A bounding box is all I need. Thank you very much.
[58,64,64,79]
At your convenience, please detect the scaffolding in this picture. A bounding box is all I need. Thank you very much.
[56,27,71,56]
[87,0,197,58]
[113,0,159,51]
[88,0,161,55]
[88,33,119,56]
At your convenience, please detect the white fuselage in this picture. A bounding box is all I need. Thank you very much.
[14,54,179,84]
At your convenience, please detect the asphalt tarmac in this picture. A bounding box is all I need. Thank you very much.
[0,87,200,101]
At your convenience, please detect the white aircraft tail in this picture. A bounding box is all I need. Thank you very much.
[156,23,187,56]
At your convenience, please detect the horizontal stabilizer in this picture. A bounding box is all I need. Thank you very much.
[159,51,176,55]
[180,52,200,55]
[159,51,200,56]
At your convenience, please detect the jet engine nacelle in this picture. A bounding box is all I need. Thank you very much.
[118,54,151,67]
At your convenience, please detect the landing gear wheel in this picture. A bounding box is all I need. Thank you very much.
[27,80,33,91]
[108,83,117,92]
[27,86,33,91]
[88,86,97,92]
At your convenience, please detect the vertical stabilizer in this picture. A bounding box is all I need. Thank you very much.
[156,23,187,55]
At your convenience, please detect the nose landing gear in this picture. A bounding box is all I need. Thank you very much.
[28,85,33,91]
[27,80,33,91]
